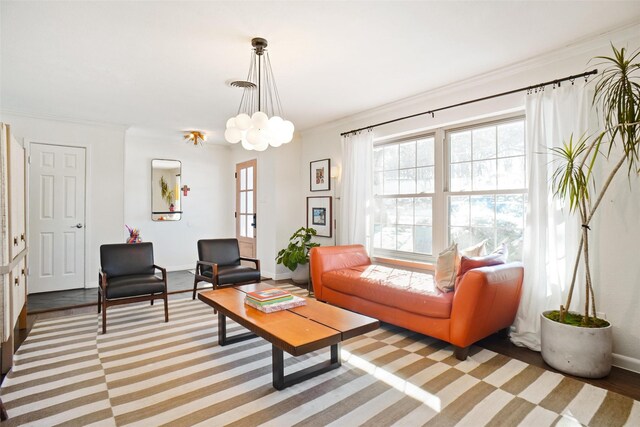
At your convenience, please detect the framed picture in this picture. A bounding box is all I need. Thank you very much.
[310,158,331,191]
[307,196,332,237]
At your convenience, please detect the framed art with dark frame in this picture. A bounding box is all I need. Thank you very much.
[310,158,331,191]
[307,196,332,237]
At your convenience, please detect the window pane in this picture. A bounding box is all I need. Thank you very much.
[240,191,246,213]
[450,131,471,163]
[472,127,496,160]
[496,195,525,229]
[383,170,399,195]
[247,191,254,213]
[449,196,469,227]
[497,157,525,189]
[374,147,384,171]
[246,167,254,190]
[240,215,247,237]
[381,226,396,249]
[397,198,413,224]
[417,137,434,166]
[472,227,495,250]
[450,226,471,249]
[498,121,525,157]
[374,171,383,196]
[415,197,432,225]
[472,160,496,190]
[417,166,434,193]
[450,163,472,191]
[384,145,399,170]
[415,226,432,254]
[383,198,397,224]
[498,229,524,260]
[399,141,416,169]
[240,168,247,191]
[373,224,382,248]
[247,216,254,238]
[397,225,413,252]
[399,169,416,194]
[470,195,495,227]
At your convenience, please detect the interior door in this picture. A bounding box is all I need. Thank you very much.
[236,159,257,259]
[28,143,86,293]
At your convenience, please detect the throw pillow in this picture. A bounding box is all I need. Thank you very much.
[435,243,458,293]
[455,243,508,287]
[455,239,488,270]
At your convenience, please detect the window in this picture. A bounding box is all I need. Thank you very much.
[371,116,526,262]
[447,118,526,259]
[373,136,435,257]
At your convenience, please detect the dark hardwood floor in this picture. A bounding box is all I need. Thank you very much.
[15,272,640,403]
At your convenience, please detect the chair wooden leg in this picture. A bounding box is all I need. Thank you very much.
[164,294,169,323]
[193,277,198,300]
[150,299,154,306]
[102,300,107,334]
[97,290,101,313]
[0,397,8,421]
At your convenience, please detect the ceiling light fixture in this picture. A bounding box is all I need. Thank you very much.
[184,131,207,146]
[224,37,294,151]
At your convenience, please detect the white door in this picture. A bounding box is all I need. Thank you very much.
[28,143,86,293]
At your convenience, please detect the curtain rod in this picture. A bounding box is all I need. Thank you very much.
[340,69,598,137]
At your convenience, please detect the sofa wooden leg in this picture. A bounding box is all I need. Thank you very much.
[454,346,469,361]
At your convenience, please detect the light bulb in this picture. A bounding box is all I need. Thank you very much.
[226,117,237,129]
[224,127,242,144]
[252,111,269,129]
[235,113,252,131]
[282,120,294,136]
[241,138,254,150]
[246,128,261,146]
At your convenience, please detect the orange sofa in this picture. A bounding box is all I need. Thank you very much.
[310,245,524,360]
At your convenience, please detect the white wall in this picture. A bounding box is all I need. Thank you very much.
[229,137,303,279]
[299,25,640,371]
[124,128,234,271]
[0,112,127,288]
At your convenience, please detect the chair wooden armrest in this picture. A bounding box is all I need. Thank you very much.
[153,264,168,287]
[98,268,108,289]
[240,257,260,271]
[195,260,218,276]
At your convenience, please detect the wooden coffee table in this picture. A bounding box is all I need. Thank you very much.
[198,283,379,390]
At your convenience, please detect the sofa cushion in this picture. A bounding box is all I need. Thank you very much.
[322,265,453,318]
[455,244,508,287]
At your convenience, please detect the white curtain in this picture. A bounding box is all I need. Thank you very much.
[338,130,373,249]
[511,84,594,350]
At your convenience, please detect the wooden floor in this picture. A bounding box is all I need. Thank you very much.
[15,273,640,403]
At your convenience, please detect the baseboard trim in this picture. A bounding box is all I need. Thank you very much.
[613,353,640,374]
[273,272,292,281]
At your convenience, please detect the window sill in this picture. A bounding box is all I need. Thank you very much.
[372,256,435,272]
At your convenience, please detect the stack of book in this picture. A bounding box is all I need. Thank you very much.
[244,288,306,313]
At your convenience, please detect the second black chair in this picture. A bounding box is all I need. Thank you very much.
[193,238,261,299]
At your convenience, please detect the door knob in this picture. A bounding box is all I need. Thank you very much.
[71,223,84,229]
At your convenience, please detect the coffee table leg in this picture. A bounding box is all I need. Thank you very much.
[272,343,342,390]
[217,312,257,346]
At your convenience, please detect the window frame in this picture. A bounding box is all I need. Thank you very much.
[370,112,526,264]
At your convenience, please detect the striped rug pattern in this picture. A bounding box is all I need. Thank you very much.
[1,284,639,426]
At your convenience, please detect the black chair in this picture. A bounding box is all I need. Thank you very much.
[193,238,261,299]
[98,242,168,334]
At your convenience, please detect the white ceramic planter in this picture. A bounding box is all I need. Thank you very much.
[291,264,309,284]
[540,311,612,378]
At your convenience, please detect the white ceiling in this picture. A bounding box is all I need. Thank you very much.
[2,1,639,143]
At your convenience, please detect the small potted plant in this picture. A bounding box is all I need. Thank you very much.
[276,227,320,284]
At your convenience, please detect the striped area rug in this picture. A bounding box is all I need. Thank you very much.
[1,285,639,426]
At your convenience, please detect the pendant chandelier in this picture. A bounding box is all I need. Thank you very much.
[224,37,294,151]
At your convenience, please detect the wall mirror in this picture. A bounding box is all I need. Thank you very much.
[151,159,182,221]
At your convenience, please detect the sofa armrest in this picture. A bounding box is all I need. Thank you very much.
[449,262,524,348]
[310,245,371,300]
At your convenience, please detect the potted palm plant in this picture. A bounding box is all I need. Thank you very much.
[542,45,639,378]
[276,227,320,284]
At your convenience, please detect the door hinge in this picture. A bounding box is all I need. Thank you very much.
[234,212,237,218]
[28,156,31,164]
[235,172,237,179]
